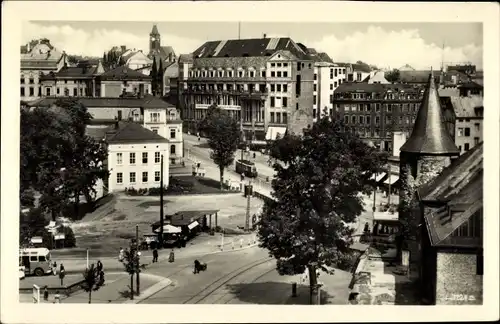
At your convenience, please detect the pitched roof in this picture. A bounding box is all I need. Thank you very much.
[334,82,421,93]
[450,96,483,118]
[317,52,333,63]
[419,143,483,247]
[99,66,152,81]
[86,127,110,141]
[26,96,174,109]
[151,24,160,35]
[41,66,98,80]
[351,63,372,73]
[178,54,194,64]
[192,37,311,60]
[458,81,483,89]
[400,72,460,155]
[106,121,168,144]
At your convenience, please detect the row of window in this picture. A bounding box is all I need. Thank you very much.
[343,114,416,125]
[116,171,161,184]
[269,84,288,93]
[341,126,410,139]
[337,103,420,113]
[270,62,289,68]
[20,86,89,97]
[457,127,477,137]
[20,78,35,84]
[117,150,176,165]
[269,112,288,124]
[189,69,290,79]
[312,80,345,91]
[270,96,288,108]
[458,139,481,153]
[334,91,423,101]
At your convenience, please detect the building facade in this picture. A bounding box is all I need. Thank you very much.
[120,50,152,70]
[148,24,177,65]
[180,37,314,142]
[106,122,170,192]
[20,39,68,101]
[451,95,483,154]
[98,66,152,97]
[39,61,105,97]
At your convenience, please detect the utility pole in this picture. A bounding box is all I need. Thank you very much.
[238,22,241,40]
[135,225,140,296]
[244,181,252,231]
[159,154,164,248]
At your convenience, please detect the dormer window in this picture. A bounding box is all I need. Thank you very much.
[238,70,244,78]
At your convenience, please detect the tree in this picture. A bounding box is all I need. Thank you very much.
[151,57,158,95]
[199,105,240,190]
[19,208,49,248]
[118,55,126,66]
[385,69,400,83]
[81,263,103,304]
[123,245,141,299]
[258,115,387,304]
[157,60,164,96]
[103,52,107,64]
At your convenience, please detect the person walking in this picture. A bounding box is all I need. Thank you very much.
[43,286,49,301]
[59,263,65,274]
[168,249,175,263]
[152,248,158,263]
[96,260,103,273]
[118,247,124,262]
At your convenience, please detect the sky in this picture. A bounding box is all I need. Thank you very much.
[22,21,483,70]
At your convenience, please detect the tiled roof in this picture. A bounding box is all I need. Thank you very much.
[41,66,98,80]
[178,53,194,64]
[437,86,460,97]
[317,52,334,63]
[334,82,421,93]
[351,63,372,73]
[106,121,168,144]
[86,127,110,141]
[450,96,483,118]
[400,73,459,155]
[192,37,311,60]
[458,81,483,89]
[399,70,441,83]
[419,143,483,247]
[192,56,270,69]
[26,96,174,109]
[99,66,152,81]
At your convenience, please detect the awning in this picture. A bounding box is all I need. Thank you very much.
[384,175,399,185]
[265,127,287,141]
[188,221,199,230]
[375,173,387,182]
[30,237,43,244]
[154,224,181,234]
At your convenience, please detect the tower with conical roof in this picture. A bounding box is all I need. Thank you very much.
[149,24,161,54]
[398,69,460,262]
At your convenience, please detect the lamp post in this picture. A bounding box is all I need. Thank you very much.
[135,225,140,296]
[159,154,164,248]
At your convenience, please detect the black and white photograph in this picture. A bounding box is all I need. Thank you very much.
[1,1,499,323]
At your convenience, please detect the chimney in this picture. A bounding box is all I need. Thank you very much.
[263,33,267,39]
[121,45,126,52]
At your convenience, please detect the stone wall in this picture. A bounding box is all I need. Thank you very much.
[435,251,483,305]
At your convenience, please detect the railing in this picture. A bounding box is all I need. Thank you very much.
[195,103,241,110]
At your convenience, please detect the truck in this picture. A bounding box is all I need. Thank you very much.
[235,159,258,178]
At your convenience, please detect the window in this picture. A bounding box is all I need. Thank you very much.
[117,172,123,184]
[459,145,462,152]
[330,69,333,79]
[130,172,136,183]
[142,152,148,164]
[276,112,281,124]
[73,88,77,96]
[271,71,275,77]
[313,109,317,119]
[39,256,46,262]
[30,256,37,262]
[170,129,176,139]
[375,104,380,112]
[464,127,471,137]
[46,88,51,96]
[474,137,480,145]
[154,152,161,163]
[57,87,60,95]
[129,153,136,164]
[270,112,275,123]
[277,71,282,77]
[261,71,266,77]
[356,73,362,82]
[270,84,275,92]
[29,87,35,96]
[344,115,349,124]
[334,69,338,77]
[297,62,301,71]
[250,71,255,78]
[29,78,34,84]
[277,84,282,92]
[387,104,392,113]
[283,71,288,77]
[351,116,356,124]
[366,116,371,125]
[117,153,123,164]
[270,97,275,108]
[150,112,160,122]
[271,63,275,68]
[313,95,317,105]
[142,172,148,183]
[330,84,333,90]
[375,116,380,125]
[283,84,288,92]
[330,95,333,104]
[170,145,176,155]
[21,87,25,96]
[314,74,317,80]
[464,143,470,151]
[313,84,317,92]
[155,171,160,182]
[21,78,25,84]
[282,97,287,107]
[296,103,299,110]
[151,128,158,134]
[64,88,69,96]
[457,128,464,137]
[359,116,364,124]
[474,123,480,132]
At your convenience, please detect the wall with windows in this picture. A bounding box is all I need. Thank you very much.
[107,142,170,192]
[40,79,93,97]
[455,117,482,154]
[143,107,168,138]
[100,80,152,97]
[312,64,346,122]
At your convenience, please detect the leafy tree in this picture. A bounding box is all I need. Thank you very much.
[385,69,400,83]
[118,55,126,66]
[258,116,387,304]
[151,57,158,95]
[19,208,49,248]
[198,105,240,190]
[81,263,103,304]
[123,245,141,299]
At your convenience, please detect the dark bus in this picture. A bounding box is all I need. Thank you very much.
[236,159,258,178]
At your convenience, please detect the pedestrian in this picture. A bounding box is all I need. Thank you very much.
[52,261,58,276]
[96,260,103,273]
[152,248,158,263]
[193,259,200,274]
[43,286,49,301]
[59,263,65,274]
[54,290,61,303]
[99,271,105,286]
[168,249,175,263]
[119,247,124,262]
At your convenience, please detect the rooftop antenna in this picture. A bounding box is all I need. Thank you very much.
[238,22,241,40]
[441,41,445,72]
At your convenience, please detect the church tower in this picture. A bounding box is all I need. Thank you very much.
[149,24,161,54]
[398,69,460,263]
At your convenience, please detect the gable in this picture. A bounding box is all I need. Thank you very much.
[268,50,297,62]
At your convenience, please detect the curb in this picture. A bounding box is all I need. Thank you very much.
[122,278,172,304]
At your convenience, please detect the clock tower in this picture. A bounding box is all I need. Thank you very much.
[149,24,161,54]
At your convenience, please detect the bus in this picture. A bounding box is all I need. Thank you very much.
[19,248,54,277]
[236,159,258,178]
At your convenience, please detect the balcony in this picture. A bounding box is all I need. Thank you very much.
[195,103,241,111]
[239,90,269,100]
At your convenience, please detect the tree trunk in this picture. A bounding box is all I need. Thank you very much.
[308,265,319,305]
[88,289,92,304]
[74,192,80,216]
[219,167,224,191]
[130,275,134,300]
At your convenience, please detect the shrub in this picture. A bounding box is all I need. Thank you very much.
[20,190,36,208]
[336,252,361,272]
[148,186,168,196]
[126,187,138,196]
[59,226,76,248]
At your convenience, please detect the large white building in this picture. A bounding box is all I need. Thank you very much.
[106,121,170,193]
